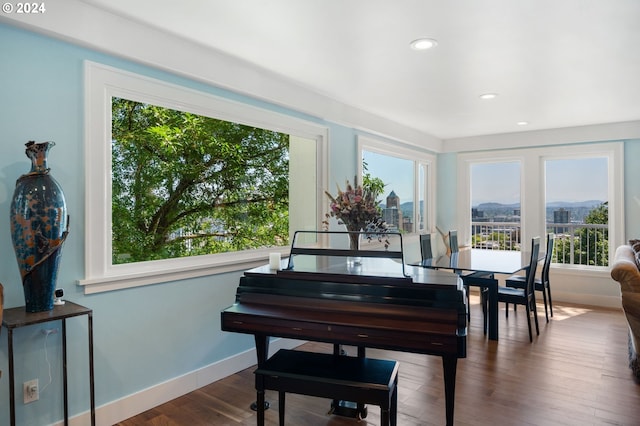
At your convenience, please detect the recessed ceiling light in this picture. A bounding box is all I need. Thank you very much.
[410,38,438,50]
[517,121,529,126]
[479,93,498,100]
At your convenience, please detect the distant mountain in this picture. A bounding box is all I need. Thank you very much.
[400,201,417,214]
[391,200,605,221]
[546,200,604,208]
[475,202,520,209]
[473,200,604,209]
[471,200,606,223]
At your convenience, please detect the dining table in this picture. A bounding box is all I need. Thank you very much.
[416,248,542,341]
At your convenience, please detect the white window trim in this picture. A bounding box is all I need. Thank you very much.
[456,154,525,247]
[357,135,437,234]
[457,142,624,268]
[80,61,328,294]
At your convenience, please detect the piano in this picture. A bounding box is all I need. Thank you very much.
[221,231,467,425]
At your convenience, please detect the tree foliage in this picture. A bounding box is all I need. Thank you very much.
[471,231,516,250]
[362,159,386,211]
[111,98,289,264]
[362,160,385,201]
[554,201,609,267]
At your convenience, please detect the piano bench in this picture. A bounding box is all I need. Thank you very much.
[254,349,399,426]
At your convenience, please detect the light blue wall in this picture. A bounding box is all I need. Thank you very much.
[436,153,458,234]
[2,21,640,425]
[0,23,361,424]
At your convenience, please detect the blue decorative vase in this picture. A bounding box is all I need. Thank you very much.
[10,141,69,312]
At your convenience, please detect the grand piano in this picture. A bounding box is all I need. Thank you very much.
[221,231,467,425]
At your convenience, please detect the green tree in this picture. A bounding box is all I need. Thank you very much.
[471,231,515,250]
[362,160,385,200]
[581,201,609,266]
[585,201,608,225]
[111,98,289,264]
[554,202,608,267]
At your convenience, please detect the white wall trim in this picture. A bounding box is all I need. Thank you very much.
[4,9,638,153]
[549,267,623,309]
[0,2,442,152]
[81,60,326,293]
[4,7,640,154]
[53,338,305,426]
[357,134,438,234]
[444,120,640,153]
[456,142,625,249]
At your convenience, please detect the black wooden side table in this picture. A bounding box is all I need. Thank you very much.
[2,301,95,426]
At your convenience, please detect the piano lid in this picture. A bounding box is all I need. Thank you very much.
[284,230,409,279]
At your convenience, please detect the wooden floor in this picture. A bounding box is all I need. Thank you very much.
[116,298,640,425]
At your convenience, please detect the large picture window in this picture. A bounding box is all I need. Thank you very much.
[458,143,623,270]
[545,156,609,266]
[111,97,295,264]
[470,161,521,250]
[81,62,327,293]
[358,136,435,234]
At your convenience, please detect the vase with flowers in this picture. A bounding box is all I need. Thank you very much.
[323,177,387,266]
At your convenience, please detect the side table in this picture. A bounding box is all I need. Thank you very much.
[2,301,95,426]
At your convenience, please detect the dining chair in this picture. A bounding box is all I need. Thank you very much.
[419,233,433,261]
[449,230,459,254]
[505,233,555,323]
[447,230,469,320]
[450,230,494,323]
[484,236,541,342]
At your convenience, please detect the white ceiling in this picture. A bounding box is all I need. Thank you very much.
[79,1,640,140]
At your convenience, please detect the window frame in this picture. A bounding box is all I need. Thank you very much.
[457,142,624,270]
[469,159,523,250]
[80,61,328,293]
[357,135,436,234]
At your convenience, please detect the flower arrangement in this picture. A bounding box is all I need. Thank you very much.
[323,178,388,249]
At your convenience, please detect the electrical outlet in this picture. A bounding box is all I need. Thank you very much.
[24,379,39,404]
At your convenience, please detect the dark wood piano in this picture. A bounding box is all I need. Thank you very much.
[221,231,467,425]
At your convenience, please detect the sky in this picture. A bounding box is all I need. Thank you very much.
[364,151,609,206]
[471,157,608,205]
[363,150,414,203]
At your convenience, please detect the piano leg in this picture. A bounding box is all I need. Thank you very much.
[442,355,457,426]
[255,380,266,426]
[255,335,270,366]
[329,345,368,420]
[250,335,271,412]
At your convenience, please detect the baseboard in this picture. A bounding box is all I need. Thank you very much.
[52,338,305,426]
[552,291,622,309]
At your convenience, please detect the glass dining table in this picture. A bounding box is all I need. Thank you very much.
[416,248,540,341]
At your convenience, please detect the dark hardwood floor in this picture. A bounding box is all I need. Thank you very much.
[116,297,640,425]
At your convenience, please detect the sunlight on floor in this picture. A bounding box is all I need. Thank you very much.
[468,293,595,321]
[545,304,592,321]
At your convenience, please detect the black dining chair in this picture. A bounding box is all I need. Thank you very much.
[447,231,469,319]
[449,230,459,254]
[450,230,494,323]
[419,233,433,261]
[484,236,541,342]
[505,233,555,323]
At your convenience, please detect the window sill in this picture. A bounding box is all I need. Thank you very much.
[77,248,289,294]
